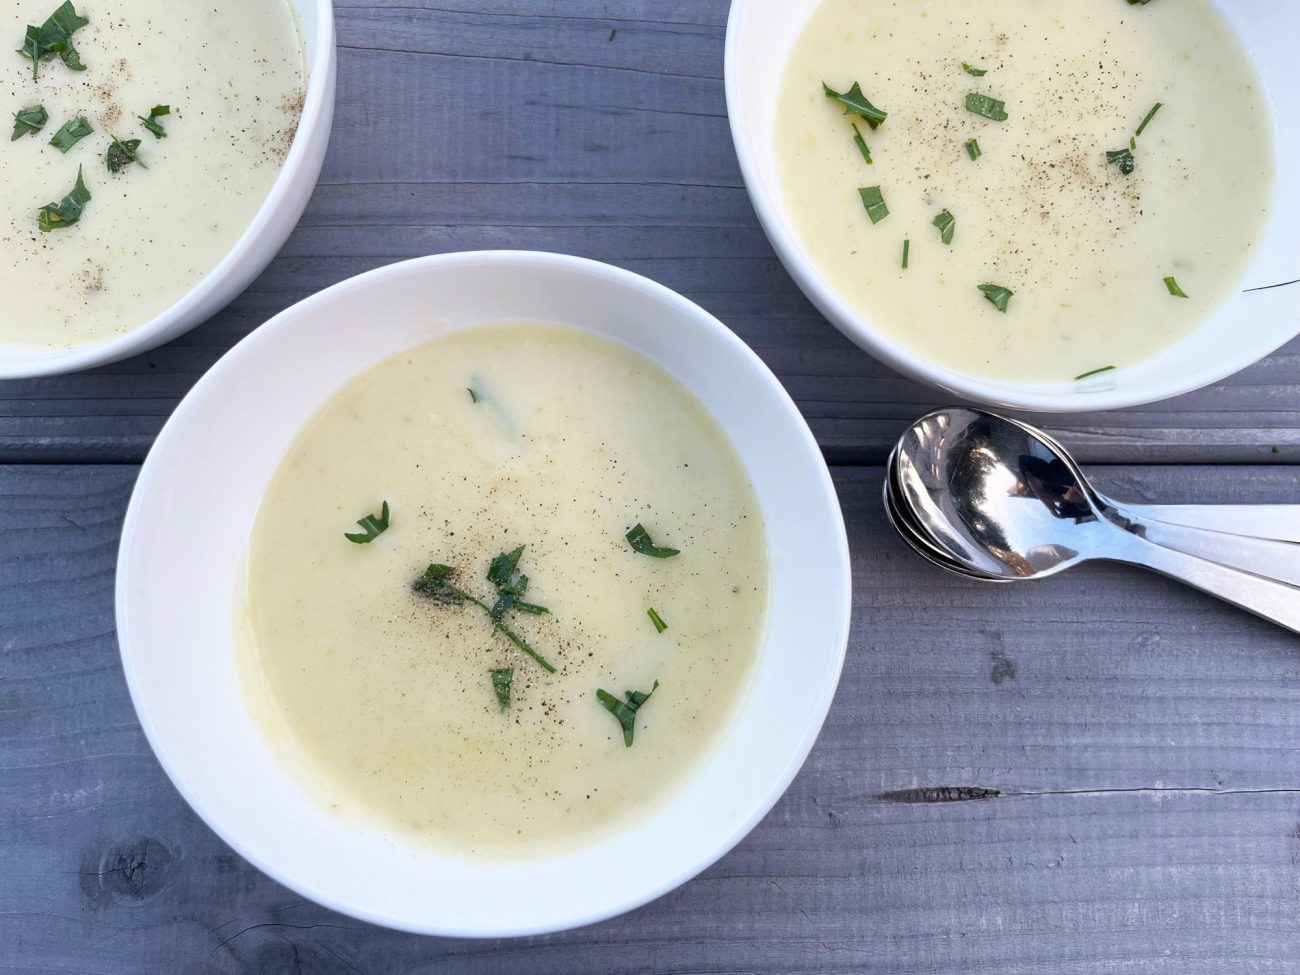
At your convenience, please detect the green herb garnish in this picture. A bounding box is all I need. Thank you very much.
[608,28,617,42]
[962,62,988,77]
[487,544,549,620]
[344,500,390,543]
[626,523,680,558]
[978,283,1013,313]
[37,164,89,232]
[822,81,887,130]
[466,387,479,403]
[850,122,872,165]
[489,667,514,710]
[17,2,89,80]
[596,680,659,747]
[1106,148,1135,175]
[965,138,982,161]
[857,185,889,224]
[901,238,910,269]
[1135,102,1162,138]
[11,105,47,140]
[49,115,91,153]
[1075,365,1116,381]
[139,104,170,139]
[1163,275,1189,298]
[107,136,145,173]
[647,607,667,633]
[413,554,557,673]
[1126,1,1153,5]
[965,93,1008,121]
[932,209,955,245]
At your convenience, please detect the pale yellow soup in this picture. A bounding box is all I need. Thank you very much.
[0,0,305,349]
[777,0,1274,382]
[238,324,769,858]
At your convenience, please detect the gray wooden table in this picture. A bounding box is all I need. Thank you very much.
[3,3,1298,972]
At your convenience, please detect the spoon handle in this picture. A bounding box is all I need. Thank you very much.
[1119,502,1300,543]
[1118,534,1300,634]
[1112,509,1300,588]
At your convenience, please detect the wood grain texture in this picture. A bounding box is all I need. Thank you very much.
[4,464,1298,974]
[0,0,1297,464]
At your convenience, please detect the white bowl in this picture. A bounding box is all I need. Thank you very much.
[726,0,1300,412]
[0,0,337,379]
[115,251,851,936]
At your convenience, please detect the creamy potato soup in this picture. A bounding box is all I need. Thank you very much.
[238,325,769,857]
[1,1,305,349]
[777,0,1273,383]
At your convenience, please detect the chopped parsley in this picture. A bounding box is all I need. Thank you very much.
[978,283,1013,313]
[964,93,1008,121]
[932,209,955,245]
[466,387,479,403]
[1106,147,1135,175]
[487,544,549,620]
[139,104,171,139]
[11,105,47,140]
[961,62,988,76]
[647,607,667,633]
[343,500,390,543]
[37,164,90,232]
[1135,102,1163,138]
[1163,275,1189,298]
[48,115,92,153]
[822,81,887,130]
[107,136,145,173]
[857,185,889,224]
[626,523,680,558]
[17,2,89,80]
[965,138,982,161]
[850,122,872,165]
[489,668,514,710]
[901,238,910,269]
[1075,366,1116,381]
[596,680,659,747]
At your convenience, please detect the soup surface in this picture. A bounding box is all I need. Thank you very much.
[777,0,1274,383]
[239,324,769,857]
[0,0,305,349]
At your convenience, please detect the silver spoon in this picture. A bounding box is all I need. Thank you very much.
[892,408,1300,633]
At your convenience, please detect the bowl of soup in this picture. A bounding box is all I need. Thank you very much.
[0,0,336,378]
[115,251,851,935]
[727,0,1298,411]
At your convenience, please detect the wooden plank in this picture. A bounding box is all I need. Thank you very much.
[3,464,1298,972]
[0,2,1298,464]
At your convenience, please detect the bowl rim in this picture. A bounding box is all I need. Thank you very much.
[724,0,1294,413]
[115,249,853,936]
[0,0,337,379]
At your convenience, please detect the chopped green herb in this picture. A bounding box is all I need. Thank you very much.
[344,500,390,543]
[901,238,910,269]
[489,667,514,710]
[139,104,170,139]
[413,559,556,673]
[1106,148,1135,175]
[486,544,549,620]
[626,523,680,558]
[857,185,889,224]
[1163,275,1189,298]
[1126,0,1153,5]
[1075,365,1116,381]
[11,105,47,140]
[596,680,659,747]
[965,93,1008,121]
[466,387,479,403]
[608,28,617,42]
[48,115,91,153]
[850,122,872,165]
[962,62,988,76]
[37,164,90,232]
[978,283,1013,313]
[647,607,667,633]
[107,136,145,173]
[1134,101,1163,138]
[965,138,982,161]
[932,209,955,245]
[822,81,887,130]
[17,2,89,80]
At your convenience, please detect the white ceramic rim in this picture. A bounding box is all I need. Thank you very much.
[725,0,1300,412]
[0,0,336,379]
[115,250,852,936]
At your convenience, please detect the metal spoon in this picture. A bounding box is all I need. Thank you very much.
[892,408,1300,633]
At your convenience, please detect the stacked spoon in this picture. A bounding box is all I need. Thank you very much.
[885,408,1300,633]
